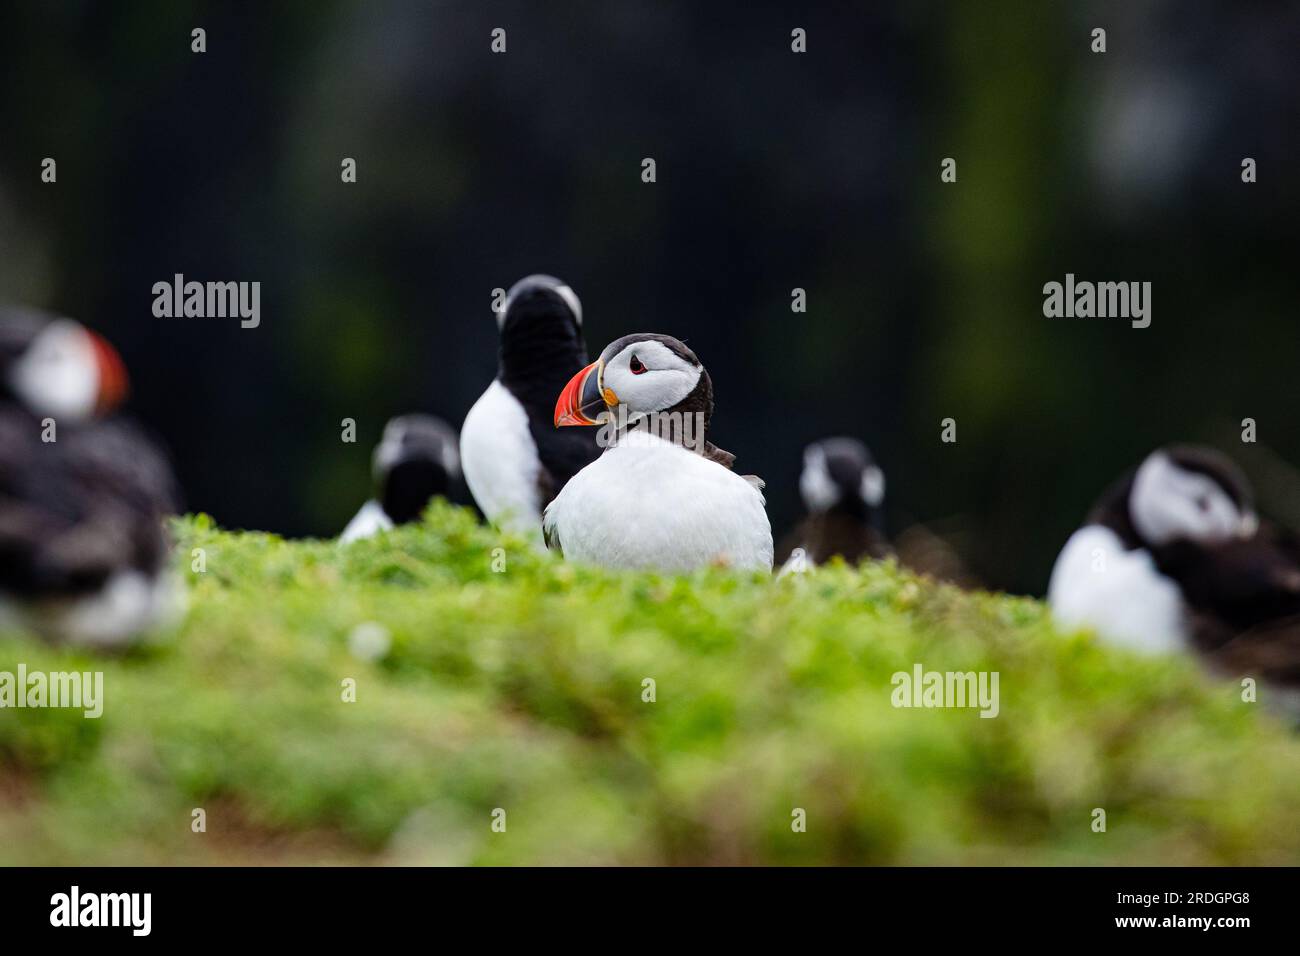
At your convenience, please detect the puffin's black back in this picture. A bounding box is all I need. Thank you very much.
[0,404,178,598]
[1161,528,1300,640]
[497,280,601,502]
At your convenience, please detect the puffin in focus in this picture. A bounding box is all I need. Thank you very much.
[0,311,182,648]
[1048,447,1300,689]
[777,437,889,571]
[543,333,773,572]
[460,275,601,546]
[340,414,461,543]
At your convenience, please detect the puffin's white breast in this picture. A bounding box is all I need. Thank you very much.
[544,432,773,572]
[339,499,393,544]
[15,570,189,649]
[1047,524,1187,654]
[460,380,544,546]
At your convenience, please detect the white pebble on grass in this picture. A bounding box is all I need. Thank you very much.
[348,621,392,662]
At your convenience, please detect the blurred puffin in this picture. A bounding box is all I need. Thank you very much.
[777,437,889,571]
[543,333,772,572]
[1048,447,1300,685]
[460,275,601,546]
[0,310,182,647]
[0,306,128,422]
[340,414,461,542]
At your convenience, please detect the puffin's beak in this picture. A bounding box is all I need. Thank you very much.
[88,330,129,414]
[554,360,609,427]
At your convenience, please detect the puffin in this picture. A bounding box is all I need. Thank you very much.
[0,306,128,423]
[1047,446,1300,688]
[459,275,601,546]
[776,437,890,571]
[543,332,773,572]
[0,313,183,647]
[340,413,461,543]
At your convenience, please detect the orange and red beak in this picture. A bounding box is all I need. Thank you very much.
[554,360,611,427]
[88,330,129,414]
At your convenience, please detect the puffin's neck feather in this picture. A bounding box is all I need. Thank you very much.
[825,495,875,523]
[615,369,738,470]
[674,370,737,469]
[1088,471,1143,550]
[380,459,449,524]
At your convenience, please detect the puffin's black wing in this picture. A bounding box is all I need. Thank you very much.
[530,423,601,508]
[542,510,563,556]
[702,442,736,469]
[65,418,180,514]
[1171,524,1300,645]
[0,406,178,600]
[1201,615,1300,690]
[495,274,601,508]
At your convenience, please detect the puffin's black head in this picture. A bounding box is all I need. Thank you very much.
[799,437,885,520]
[373,414,461,525]
[497,275,587,384]
[1126,445,1257,549]
[0,306,127,421]
[554,332,711,429]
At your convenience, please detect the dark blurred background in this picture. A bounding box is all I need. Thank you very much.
[1,0,1297,594]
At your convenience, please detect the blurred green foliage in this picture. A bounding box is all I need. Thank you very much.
[1,504,1297,865]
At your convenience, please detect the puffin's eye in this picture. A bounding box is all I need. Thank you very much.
[629,354,646,374]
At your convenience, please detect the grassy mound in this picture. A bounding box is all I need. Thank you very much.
[2,504,1298,865]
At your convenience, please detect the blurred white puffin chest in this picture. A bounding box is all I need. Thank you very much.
[1047,525,1187,654]
[544,432,773,572]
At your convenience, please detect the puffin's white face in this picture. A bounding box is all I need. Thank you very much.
[8,319,123,421]
[799,443,885,512]
[1130,451,1256,547]
[599,339,701,415]
[800,446,840,511]
[374,419,412,477]
[374,416,460,479]
[861,466,885,508]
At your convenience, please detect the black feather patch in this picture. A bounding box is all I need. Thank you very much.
[0,405,177,599]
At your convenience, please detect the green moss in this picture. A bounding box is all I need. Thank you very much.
[1,503,1297,864]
